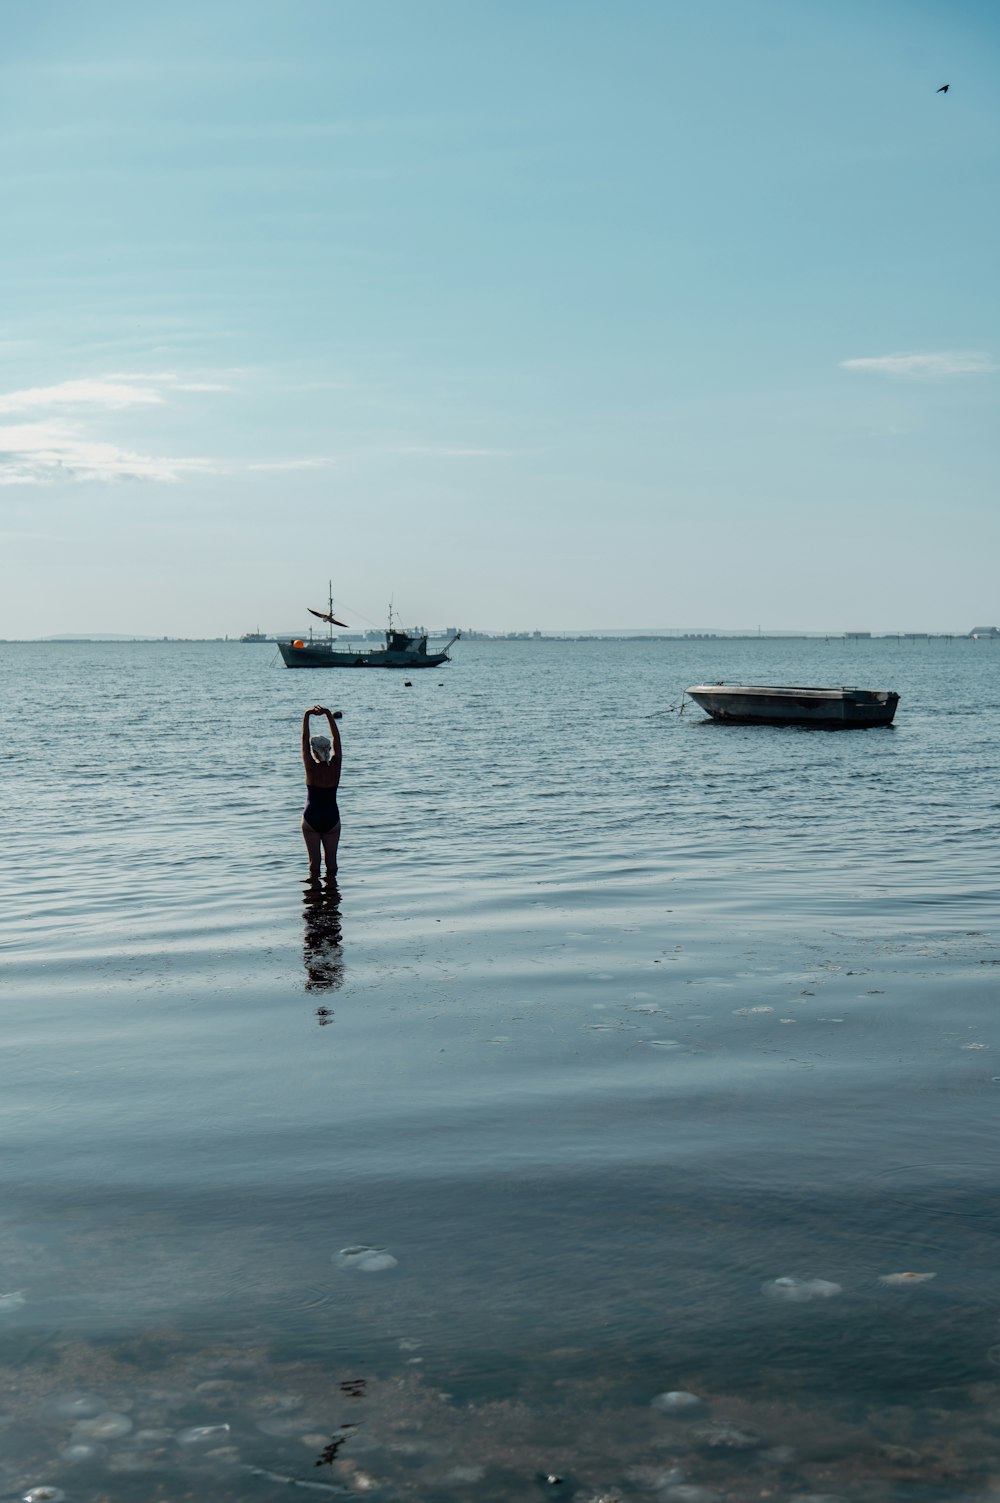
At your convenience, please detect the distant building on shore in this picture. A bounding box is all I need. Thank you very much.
[969,626,1000,639]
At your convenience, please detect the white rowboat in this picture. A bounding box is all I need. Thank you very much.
[685,683,899,728]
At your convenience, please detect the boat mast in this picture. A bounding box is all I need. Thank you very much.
[328,580,334,643]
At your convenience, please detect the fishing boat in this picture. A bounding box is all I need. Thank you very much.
[276,585,460,670]
[240,627,268,643]
[685,683,899,728]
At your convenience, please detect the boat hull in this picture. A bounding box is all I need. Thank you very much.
[685,684,899,728]
[277,641,452,669]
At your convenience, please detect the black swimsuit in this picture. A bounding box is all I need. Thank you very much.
[304,783,341,835]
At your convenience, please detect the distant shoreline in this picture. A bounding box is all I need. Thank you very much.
[4,631,996,645]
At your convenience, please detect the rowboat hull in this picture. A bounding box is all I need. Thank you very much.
[685,684,899,728]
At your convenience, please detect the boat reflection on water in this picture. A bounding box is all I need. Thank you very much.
[302,880,344,999]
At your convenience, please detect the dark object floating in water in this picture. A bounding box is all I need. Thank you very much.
[937,82,950,92]
[685,683,899,728]
[404,680,413,686]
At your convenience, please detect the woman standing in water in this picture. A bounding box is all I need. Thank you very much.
[301,705,342,881]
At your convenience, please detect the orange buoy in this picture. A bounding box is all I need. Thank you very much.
[292,639,305,648]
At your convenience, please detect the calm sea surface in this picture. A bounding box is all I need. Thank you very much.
[1,637,998,1501]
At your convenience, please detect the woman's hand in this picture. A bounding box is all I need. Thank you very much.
[310,704,326,715]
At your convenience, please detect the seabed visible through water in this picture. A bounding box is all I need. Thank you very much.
[5,1332,1000,1502]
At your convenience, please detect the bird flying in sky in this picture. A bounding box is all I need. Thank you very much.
[937,83,950,93]
[308,606,350,627]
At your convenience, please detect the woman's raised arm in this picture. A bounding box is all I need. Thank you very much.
[322,707,343,766]
[302,708,316,768]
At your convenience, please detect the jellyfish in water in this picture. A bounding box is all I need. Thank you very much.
[651,1391,704,1413]
[335,1245,398,1272]
[878,1271,936,1286]
[178,1424,232,1446]
[60,1442,107,1464]
[43,1393,106,1421]
[762,1276,842,1302]
[74,1412,133,1440]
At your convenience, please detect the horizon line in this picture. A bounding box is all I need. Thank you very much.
[4,626,995,644]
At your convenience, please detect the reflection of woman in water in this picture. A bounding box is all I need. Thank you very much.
[301,705,342,881]
[303,883,344,995]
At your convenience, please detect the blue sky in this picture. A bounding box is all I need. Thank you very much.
[1,0,997,634]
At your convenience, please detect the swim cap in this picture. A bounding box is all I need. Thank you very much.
[310,735,332,762]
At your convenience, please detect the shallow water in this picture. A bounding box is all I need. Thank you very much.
[1,636,999,1500]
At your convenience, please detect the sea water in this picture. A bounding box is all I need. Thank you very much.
[0,636,998,1501]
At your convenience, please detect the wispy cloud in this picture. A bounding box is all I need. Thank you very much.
[0,371,239,416]
[840,351,996,378]
[0,371,324,484]
[105,370,239,393]
[245,458,333,472]
[392,445,509,458]
[0,420,219,484]
[0,378,169,414]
